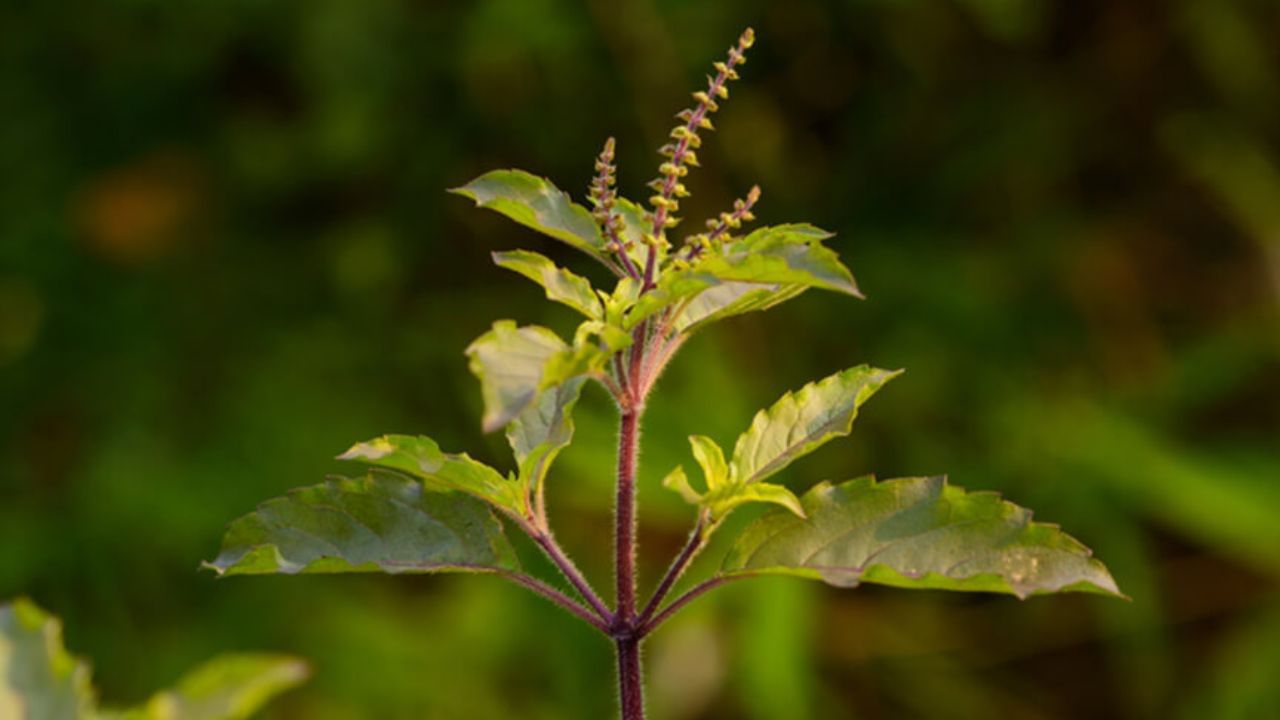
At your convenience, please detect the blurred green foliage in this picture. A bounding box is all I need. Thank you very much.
[2,0,1278,718]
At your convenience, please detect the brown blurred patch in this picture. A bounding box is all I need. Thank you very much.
[76,150,206,265]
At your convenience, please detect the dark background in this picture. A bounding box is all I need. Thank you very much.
[3,0,1278,718]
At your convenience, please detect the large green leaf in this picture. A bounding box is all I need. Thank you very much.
[722,476,1123,599]
[450,170,609,265]
[506,376,586,499]
[0,598,95,720]
[730,366,900,486]
[339,434,522,513]
[102,655,307,720]
[205,471,521,576]
[492,250,600,318]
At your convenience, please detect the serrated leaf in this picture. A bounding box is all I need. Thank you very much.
[0,598,96,720]
[506,376,586,499]
[450,170,609,266]
[722,476,1123,599]
[205,471,521,576]
[699,224,861,298]
[339,434,522,513]
[103,654,308,720]
[730,366,901,486]
[664,437,805,525]
[492,250,600,318]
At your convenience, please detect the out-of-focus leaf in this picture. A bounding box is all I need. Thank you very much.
[506,376,586,500]
[730,366,901,486]
[492,250,600,318]
[205,471,521,576]
[102,654,308,720]
[0,598,96,720]
[466,320,622,433]
[722,476,1123,599]
[339,434,523,513]
[450,170,609,267]
[614,197,664,272]
[465,321,570,433]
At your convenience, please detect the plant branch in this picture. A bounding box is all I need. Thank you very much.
[519,521,613,623]
[637,516,706,626]
[638,575,744,637]
[615,409,641,621]
[498,570,610,632]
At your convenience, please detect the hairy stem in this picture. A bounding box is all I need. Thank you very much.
[638,517,706,626]
[498,571,609,632]
[615,409,640,620]
[523,524,613,623]
[617,636,644,720]
[639,576,742,637]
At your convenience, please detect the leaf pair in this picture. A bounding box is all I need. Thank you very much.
[663,365,901,531]
[0,598,306,720]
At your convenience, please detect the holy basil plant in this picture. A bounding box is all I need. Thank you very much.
[207,28,1122,720]
[0,598,306,720]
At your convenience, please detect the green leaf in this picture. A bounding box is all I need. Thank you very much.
[466,320,623,433]
[492,250,600,318]
[339,434,522,513]
[205,471,521,576]
[676,282,808,334]
[0,598,96,720]
[103,654,308,720]
[450,169,609,266]
[506,376,586,499]
[730,366,901,486]
[465,321,570,432]
[703,481,805,522]
[664,437,805,525]
[698,224,862,298]
[722,476,1124,599]
[688,435,729,491]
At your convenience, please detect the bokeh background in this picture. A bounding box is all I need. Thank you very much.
[3,0,1279,718]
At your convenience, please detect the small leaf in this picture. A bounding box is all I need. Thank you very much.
[104,654,308,720]
[688,435,729,491]
[339,434,522,513]
[699,224,862,298]
[721,476,1124,599]
[0,598,96,720]
[506,376,586,499]
[205,471,521,576]
[661,466,702,505]
[731,366,901,486]
[492,250,600,318]
[450,170,609,266]
[703,482,805,522]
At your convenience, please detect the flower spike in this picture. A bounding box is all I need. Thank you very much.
[644,28,755,285]
[589,137,641,278]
